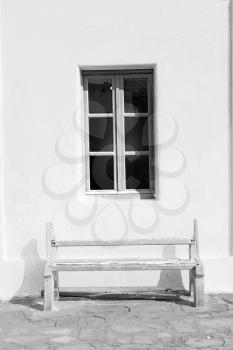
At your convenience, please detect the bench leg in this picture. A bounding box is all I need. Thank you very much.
[189,268,194,296]
[194,263,204,307]
[44,265,54,311]
[54,271,59,301]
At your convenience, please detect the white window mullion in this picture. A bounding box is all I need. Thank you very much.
[83,76,90,192]
[148,74,154,193]
[115,75,125,191]
[112,76,117,191]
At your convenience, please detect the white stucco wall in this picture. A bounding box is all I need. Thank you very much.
[0,0,231,298]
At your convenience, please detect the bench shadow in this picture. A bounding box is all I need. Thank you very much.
[12,290,194,310]
[9,240,194,310]
[57,291,193,306]
[10,296,44,311]
[10,239,45,311]
[156,245,186,291]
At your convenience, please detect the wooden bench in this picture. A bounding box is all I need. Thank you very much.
[44,219,204,311]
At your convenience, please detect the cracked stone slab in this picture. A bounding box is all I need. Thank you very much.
[49,335,75,344]
[41,328,73,335]
[3,335,43,345]
[1,294,233,349]
[185,336,224,348]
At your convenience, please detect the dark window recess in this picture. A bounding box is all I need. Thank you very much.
[125,117,149,151]
[89,117,113,152]
[88,79,112,114]
[124,77,148,113]
[90,156,114,190]
[125,155,150,189]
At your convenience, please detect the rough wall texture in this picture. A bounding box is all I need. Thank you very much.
[0,0,231,298]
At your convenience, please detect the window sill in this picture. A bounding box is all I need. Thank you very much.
[85,190,157,200]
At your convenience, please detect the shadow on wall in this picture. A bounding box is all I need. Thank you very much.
[10,240,185,308]
[156,245,185,291]
[13,239,45,297]
[14,241,185,295]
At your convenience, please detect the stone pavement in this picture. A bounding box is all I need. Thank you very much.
[1,293,233,349]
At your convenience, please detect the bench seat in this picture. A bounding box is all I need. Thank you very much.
[50,258,197,271]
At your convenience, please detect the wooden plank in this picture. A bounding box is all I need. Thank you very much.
[51,258,197,271]
[54,271,59,301]
[59,290,180,301]
[53,238,194,247]
[58,286,189,294]
[194,263,204,306]
[46,222,53,259]
[194,218,201,260]
[46,222,57,261]
[44,264,55,311]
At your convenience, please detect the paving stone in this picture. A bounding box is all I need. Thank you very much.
[185,336,224,348]
[53,345,90,350]
[199,318,233,330]
[78,316,107,342]
[95,345,117,350]
[54,315,77,328]
[0,294,233,349]
[117,345,153,350]
[110,316,166,334]
[7,328,29,336]
[3,335,42,345]
[110,321,154,333]
[169,320,198,333]
[31,346,50,350]
[133,333,159,344]
[49,336,75,344]
[107,330,132,345]
[0,345,26,350]
[42,328,72,335]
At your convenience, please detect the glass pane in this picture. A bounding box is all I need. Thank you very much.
[88,78,112,114]
[89,117,113,152]
[90,156,114,190]
[125,155,149,189]
[125,117,149,151]
[124,77,148,113]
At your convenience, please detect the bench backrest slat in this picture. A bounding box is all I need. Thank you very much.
[52,238,194,247]
[46,219,199,260]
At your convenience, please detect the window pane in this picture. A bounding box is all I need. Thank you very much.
[89,117,113,152]
[125,155,149,189]
[90,156,114,190]
[124,77,148,113]
[125,117,149,151]
[88,78,112,114]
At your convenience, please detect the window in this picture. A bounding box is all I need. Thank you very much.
[82,70,155,197]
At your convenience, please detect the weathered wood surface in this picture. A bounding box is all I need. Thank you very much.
[44,264,55,311]
[46,222,57,261]
[44,219,204,310]
[58,286,189,295]
[51,258,197,271]
[194,263,205,306]
[52,238,194,247]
